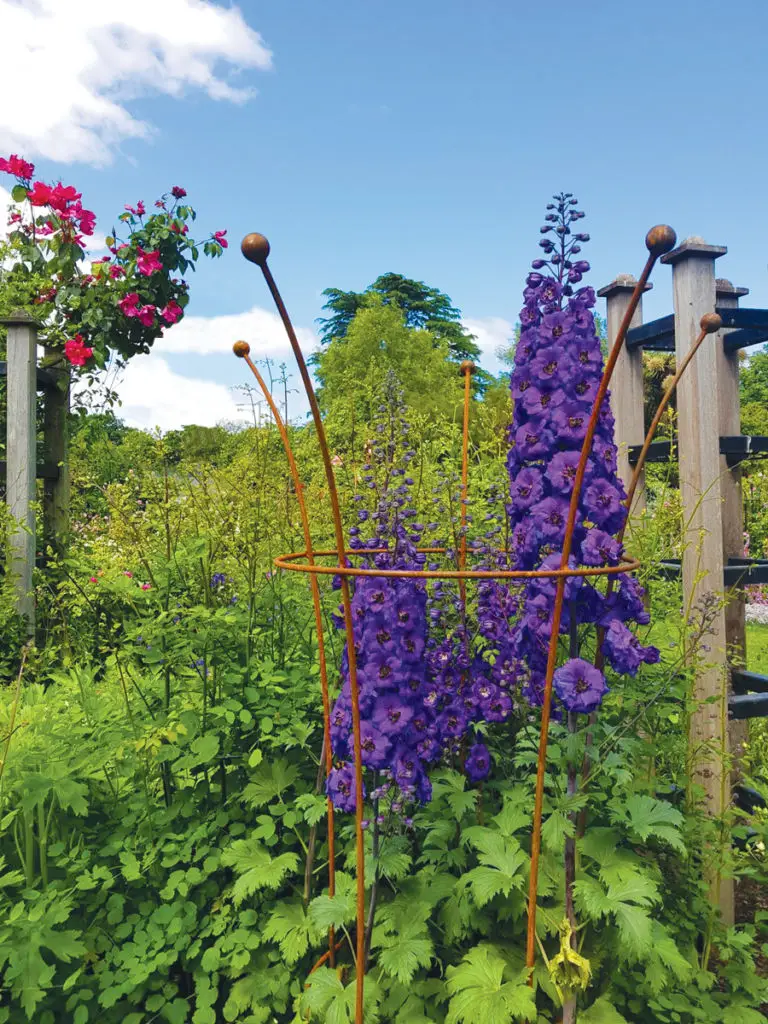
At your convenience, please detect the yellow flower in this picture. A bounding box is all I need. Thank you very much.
[548,918,592,1003]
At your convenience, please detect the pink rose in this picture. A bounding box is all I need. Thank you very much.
[27,181,52,206]
[118,292,140,317]
[136,247,163,276]
[123,571,133,578]
[171,186,187,198]
[160,300,183,324]
[213,230,228,248]
[64,334,94,367]
[137,304,155,327]
[0,154,35,179]
[48,183,81,213]
[141,583,151,591]
[109,265,124,279]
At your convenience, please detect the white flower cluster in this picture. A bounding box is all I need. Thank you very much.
[745,603,768,626]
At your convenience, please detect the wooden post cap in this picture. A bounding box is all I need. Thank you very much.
[233,340,251,357]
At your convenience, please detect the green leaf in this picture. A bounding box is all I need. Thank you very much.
[541,809,575,852]
[607,874,659,908]
[376,836,412,881]
[445,946,535,1024]
[614,903,653,956]
[191,733,219,765]
[611,795,685,853]
[720,1009,768,1024]
[220,836,298,904]
[463,829,528,907]
[243,759,298,807]
[302,967,381,1022]
[309,872,357,931]
[119,851,142,882]
[580,996,629,1022]
[573,876,613,919]
[11,185,28,203]
[263,900,317,964]
[295,792,328,826]
[645,922,693,994]
[375,919,433,985]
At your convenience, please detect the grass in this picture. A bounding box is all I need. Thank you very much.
[748,624,768,673]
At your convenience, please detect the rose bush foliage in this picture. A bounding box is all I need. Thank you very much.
[0,155,226,372]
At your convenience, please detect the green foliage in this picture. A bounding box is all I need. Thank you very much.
[315,299,464,448]
[444,946,535,1023]
[318,272,479,362]
[0,354,766,1023]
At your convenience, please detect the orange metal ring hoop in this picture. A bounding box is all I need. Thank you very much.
[273,548,642,581]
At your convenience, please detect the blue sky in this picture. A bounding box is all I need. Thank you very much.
[2,0,767,429]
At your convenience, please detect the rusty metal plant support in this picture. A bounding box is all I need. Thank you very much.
[236,226,676,1023]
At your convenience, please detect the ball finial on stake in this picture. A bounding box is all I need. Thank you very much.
[241,233,271,265]
[233,340,251,358]
[700,312,723,334]
[645,225,677,256]
[460,360,476,376]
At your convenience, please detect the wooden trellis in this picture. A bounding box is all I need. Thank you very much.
[1,311,70,634]
[601,239,768,923]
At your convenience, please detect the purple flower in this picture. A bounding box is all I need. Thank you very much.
[584,479,624,532]
[547,451,582,494]
[326,764,364,812]
[510,467,545,509]
[465,743,491,782]
[553,659,609,714]
[603,621,659,676]
[581,528,623,566]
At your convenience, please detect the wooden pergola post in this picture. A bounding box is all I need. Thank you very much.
[599,275,650,504]
[2,311,38,634]
[662,239,732,922]
[42,347,70,556]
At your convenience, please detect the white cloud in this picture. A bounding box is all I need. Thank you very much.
[111,355,249,432]
[463,315,514,373]
[0,0,272,165]
[157,303,317,362]
[103,304,319,431]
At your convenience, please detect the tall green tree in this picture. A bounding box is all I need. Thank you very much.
[315,297,464,448]
[318,272,480,363]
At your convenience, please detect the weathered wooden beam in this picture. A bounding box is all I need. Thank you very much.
[627,440,673,464]
[732,670,768,696]
[0,460,60,481]
[599,275,650,501]
[729,693,768,720]
[0,359,58,390]
[723,328,768,352]
[625,312,675,351]
[1,311,38,633]
[719,435,768,466]
[714,306,768,329]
